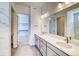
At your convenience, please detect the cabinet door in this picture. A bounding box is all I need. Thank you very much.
[36,38,39,49]
[47,43,68,56]
[35,35,39,49]
[47,47,58,56]
[40,40,46,56]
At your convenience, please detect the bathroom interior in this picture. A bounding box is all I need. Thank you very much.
[34,2,79,56]
[0,2,79,56]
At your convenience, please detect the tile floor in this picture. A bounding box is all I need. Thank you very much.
[13,44,41,56]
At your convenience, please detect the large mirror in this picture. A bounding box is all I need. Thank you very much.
[47,3,79,41]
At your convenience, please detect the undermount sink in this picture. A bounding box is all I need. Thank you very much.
[56,41,72,48]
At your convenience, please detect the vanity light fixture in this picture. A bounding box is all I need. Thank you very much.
[58,3,63,8]
[41,12,48,19]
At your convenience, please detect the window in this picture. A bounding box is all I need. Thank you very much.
[17,14,29,31]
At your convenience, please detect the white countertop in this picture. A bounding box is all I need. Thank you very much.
[35,33,79,56]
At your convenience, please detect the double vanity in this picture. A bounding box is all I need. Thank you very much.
[35,33,79,56]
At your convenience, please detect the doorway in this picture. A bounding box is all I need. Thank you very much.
[57,16,64,36]
[17,14,30,46]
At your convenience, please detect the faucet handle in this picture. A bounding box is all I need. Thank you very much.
[69,37,71,40]
[64,37,68,43]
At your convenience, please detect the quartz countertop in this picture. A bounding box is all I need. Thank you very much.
[35,33,79,56]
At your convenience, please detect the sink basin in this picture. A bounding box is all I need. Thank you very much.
[56,41,72,48]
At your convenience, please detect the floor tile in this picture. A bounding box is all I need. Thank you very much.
[14,45,41,56]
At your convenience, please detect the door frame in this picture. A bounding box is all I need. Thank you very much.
[17,13,30,46]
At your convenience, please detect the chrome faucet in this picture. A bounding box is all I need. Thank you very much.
[66,37,69,43]
[69,37,72,40]
[65,37,72,43]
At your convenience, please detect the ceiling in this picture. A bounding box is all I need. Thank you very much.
[14,2,62,8]
[14,2,47,8]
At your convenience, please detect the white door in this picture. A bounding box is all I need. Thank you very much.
[17,14,30,46]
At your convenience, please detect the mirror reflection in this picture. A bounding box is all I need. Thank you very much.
[49,17,55,34]
[48,6,79,40]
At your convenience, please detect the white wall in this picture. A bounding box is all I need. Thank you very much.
[0,2,11,56]
[14,4,29,14]
[29,7,41,45]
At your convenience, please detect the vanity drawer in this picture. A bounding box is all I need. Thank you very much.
[39,40,47,56]
[47,47,58,56]
[39,38,47,45]
[35,35,40,40]
[35,38,40,49]
[40,49,46,56]
[40,41,46,52]
[47,43,69,56]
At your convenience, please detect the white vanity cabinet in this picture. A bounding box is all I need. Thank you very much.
[35,34,69,56]
[39,38,47,56]
[35,35,40,49]
[47,43,69,56]
[35,34,47,56]
[47,46,58,56]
